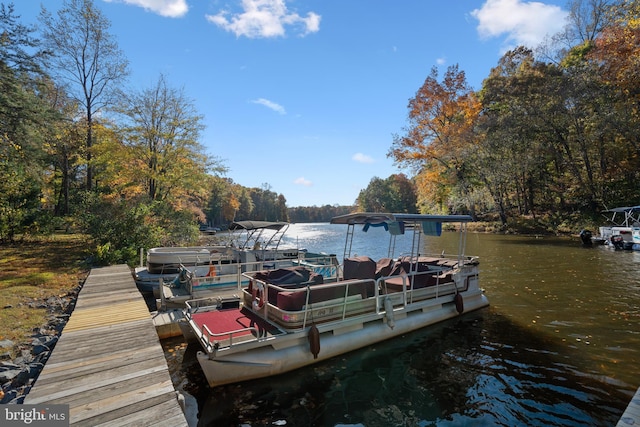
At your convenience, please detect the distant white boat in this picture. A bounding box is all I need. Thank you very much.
[158,251,339,310]
[134,221,306,294]
[181,212,490,388]
[580,206,640,250]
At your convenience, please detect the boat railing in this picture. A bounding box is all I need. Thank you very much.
[398,253,478,267]
[244,273,378,330]
[184,295,239,314]
[243,258,476,331]
[199,323,261,353]
[378,268,463,307]
[183,257,307,291]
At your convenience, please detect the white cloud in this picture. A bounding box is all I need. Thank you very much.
[352,153,374,164]
[294,177,313,187]
[436,57,446,65]
[250,98,286,114]
[206,0,321,38]
[104,0,188,18]
[471,0,568,51]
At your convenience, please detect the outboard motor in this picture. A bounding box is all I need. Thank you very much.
[610,235,625,250]
[579,229,593,245]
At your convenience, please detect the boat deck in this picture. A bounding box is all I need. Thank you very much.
[190,306,284,346]
[25,265,188,427]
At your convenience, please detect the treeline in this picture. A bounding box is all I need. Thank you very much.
[2,0,639,267]
[390,1,640,226]
[0,1,292,264]
[288,205,355,223]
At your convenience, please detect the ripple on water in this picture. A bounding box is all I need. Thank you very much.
[163,229,638,426]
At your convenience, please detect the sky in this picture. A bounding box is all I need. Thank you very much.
[13,0,569,207]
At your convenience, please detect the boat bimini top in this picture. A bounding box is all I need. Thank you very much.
[228,221,290,251]
[329,212,473,261]
[600,206,640,227]
[329,212,473,226]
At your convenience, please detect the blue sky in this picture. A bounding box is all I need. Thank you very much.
[13,0,569,207]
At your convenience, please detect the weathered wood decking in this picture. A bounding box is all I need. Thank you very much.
[26,265,188,427]
[618,386,640,426]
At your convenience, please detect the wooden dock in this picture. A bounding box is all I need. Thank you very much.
[26,265,189,427]
[618,386,640,426]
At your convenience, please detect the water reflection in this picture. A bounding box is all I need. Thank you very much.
[164,308,627,426]
[163,226,640,426]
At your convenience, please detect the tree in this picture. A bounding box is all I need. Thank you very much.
[357,177,387,212]
[589,0,640,154]
[81,74,227,253]
[39,0,129,190]
[389,65,481,214]
[357,174,417,213]
[37,76,85,216]
[115,75,217,219]
[0,3,52,240]
[244,184,288,221]
[206,176,230,225]
[387,174,418,213]
[585,0,640,205]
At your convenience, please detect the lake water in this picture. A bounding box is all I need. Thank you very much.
[162,223,640,426]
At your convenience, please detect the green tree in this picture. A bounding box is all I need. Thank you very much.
[357,174,417,213]
[357,177,388,212]
[37,76,85,217]
[245,184,288,221]
[0,3,52,240]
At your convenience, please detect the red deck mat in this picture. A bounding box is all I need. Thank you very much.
[191,307,278,338]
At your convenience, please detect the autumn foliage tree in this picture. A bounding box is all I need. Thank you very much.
[389,0,640,227]
[589,1,640,158]
[87,75,225,251]
[389,65,481,214]
[117,75,213,208]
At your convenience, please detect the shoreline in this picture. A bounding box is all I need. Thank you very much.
[0,285,81,404]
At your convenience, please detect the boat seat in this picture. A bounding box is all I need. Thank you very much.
[252,266,312,285]
[343,256,377,297]
[398,256,443,271]
[276,279,370,311]
[248,266,324,305]
[437,259,459,268]
[343,256,376,280]
[375,258,394,278]
[383,273,437,292]
[383,270,455,293]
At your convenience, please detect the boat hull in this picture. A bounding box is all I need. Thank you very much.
[195,290,489,387]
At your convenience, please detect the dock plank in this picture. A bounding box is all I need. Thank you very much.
[618,386,640,426]
[26,264,188,427]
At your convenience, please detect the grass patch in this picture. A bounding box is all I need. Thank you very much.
[0,234,90,358]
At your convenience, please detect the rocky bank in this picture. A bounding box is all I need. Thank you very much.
[0,284,81,404]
